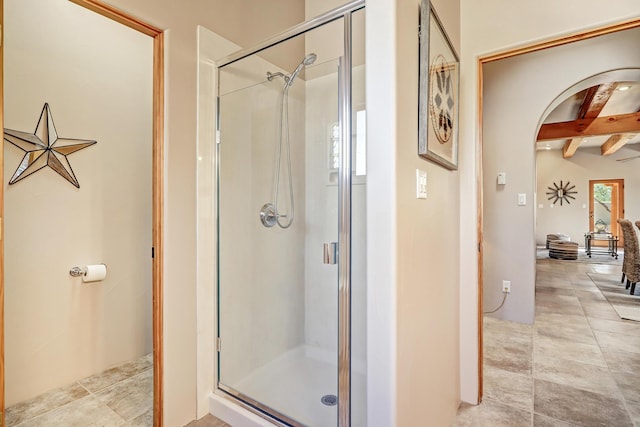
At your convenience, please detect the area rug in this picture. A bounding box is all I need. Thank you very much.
[587,272,640,322]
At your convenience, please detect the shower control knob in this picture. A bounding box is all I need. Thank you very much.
[259,203,277,228]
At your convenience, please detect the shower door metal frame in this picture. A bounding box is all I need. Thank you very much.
[215,1,363,426]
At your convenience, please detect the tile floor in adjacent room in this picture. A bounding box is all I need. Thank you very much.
[185,414,231,427]
[454,250,640,426]
[6,353,153,426]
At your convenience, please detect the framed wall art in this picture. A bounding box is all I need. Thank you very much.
[418,0,460,170]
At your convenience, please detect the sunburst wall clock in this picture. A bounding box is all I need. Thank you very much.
[4,103,97,188]
[546,180,577,206]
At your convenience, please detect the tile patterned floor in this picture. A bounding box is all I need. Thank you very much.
[15,253,636,427]
[185,414,231,427]
[454,252,640,426]
[6,354,153,426]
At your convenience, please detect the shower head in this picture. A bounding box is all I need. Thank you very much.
[302,53,317,66]
[285,53,317,88]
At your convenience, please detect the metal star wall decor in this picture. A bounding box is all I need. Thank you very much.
[4,103,97,188]
[546,180,577,206]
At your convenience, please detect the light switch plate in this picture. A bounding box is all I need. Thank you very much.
[416,169,427,199]
[518,193,526,206]
[497,172,506,185]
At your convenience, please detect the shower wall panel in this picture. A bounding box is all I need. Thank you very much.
[218,58,307,387]
[350,65,368,370]
[304,71,339,360]
[304,65,367,368]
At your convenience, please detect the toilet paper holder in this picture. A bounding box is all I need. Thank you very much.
[69,266,86,277]
[69,265,107,277]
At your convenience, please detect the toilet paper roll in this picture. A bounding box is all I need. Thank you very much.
[83,264,107,283]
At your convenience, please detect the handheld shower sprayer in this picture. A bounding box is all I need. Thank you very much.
[285,53,317,89]
[265,53,317,89]
[260,53,317,229]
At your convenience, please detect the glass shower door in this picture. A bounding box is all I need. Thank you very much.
[216,26,344,425]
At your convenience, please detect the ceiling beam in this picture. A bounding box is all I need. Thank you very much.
[601,133,635,156]
[558,84,616,159]
[581,83,617,119]
[537,111,640,141]
[576,86,599,119]
[562,138,583,158]
[601,134,625,155]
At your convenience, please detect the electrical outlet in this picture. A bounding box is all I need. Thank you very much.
[502,280,511,293]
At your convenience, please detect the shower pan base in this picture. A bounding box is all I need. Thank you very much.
[213,345,366,427]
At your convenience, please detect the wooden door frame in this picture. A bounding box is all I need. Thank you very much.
[589,179,625,245]
[0,1,165,425]
[477,18,640,403]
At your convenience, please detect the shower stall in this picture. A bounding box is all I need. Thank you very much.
[215,2,366,426]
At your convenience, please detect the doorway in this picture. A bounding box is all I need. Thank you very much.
[477,20,640,403]
[589,179,625,245]
[0,0,165,425]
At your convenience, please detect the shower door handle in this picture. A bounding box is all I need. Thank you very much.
[323,242,338,265]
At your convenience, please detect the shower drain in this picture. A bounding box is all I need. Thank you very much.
[321,394,338,406]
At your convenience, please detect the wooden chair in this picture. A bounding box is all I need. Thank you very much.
[617,219,640,295]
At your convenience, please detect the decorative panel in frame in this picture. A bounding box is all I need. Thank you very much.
[418,0,460,170]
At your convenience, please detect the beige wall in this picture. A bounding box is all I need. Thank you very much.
[368,0,462,425]
[395,0,461,422]
[4,0,152,405]
[460,0,640,404]
[536,146,640,246]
